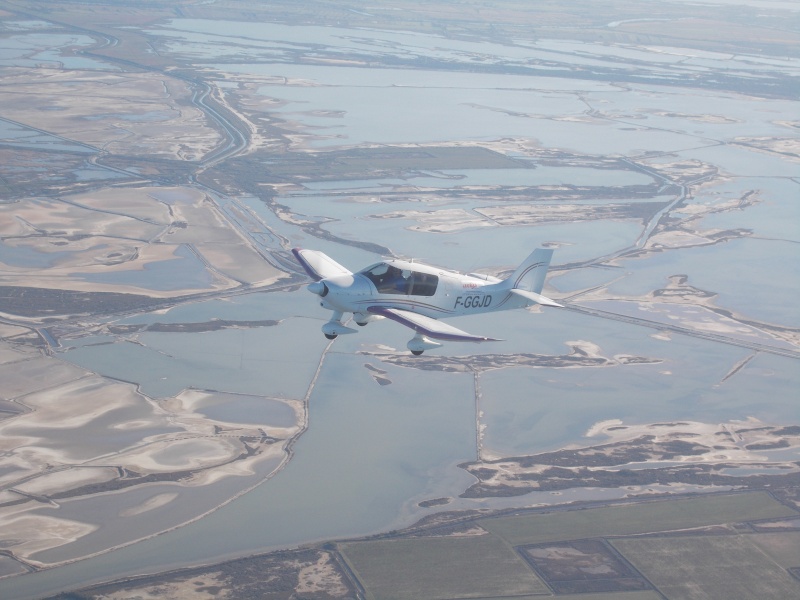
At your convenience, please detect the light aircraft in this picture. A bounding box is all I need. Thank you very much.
[292,247,562,355]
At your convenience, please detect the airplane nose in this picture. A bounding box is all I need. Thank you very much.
[307,281,328,297]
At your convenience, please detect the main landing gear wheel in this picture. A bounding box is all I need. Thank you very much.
[324,333,338,340]
[407,334,440,356]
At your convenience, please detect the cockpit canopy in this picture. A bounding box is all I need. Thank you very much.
[360,263,438,296]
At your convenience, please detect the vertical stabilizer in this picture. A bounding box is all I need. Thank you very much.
[508,248,554,293]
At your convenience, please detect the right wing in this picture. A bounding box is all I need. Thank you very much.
[367,306,501,343]
[292,248,352,281]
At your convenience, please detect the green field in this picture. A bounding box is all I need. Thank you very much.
[480,492,798,546]
[339,533,550,600]
[258,145,528,182]
[612,535,800,600]
[338,493,799,599]
[749,531,800,567]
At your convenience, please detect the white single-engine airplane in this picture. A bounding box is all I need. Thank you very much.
[293,247,562,355]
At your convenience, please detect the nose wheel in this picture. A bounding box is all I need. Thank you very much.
[321,312,357,340]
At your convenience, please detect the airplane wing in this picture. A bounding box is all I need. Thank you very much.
[292,248,352,281]
[510,288,563,308]
[367,306,501,343]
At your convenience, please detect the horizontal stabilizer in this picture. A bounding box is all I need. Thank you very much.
[292,248,352,281]
[510,288,563,308]
[367,306,501,343]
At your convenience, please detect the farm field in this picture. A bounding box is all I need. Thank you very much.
[340,535,549,600]
[480,492,797,546]
[613,535,800,600]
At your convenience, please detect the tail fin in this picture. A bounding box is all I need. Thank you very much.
[507,248,554,293]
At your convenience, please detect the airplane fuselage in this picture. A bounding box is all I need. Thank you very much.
[316,259,528,323]
[293,247,560,354]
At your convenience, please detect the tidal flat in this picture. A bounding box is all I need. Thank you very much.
[0,1,798,598]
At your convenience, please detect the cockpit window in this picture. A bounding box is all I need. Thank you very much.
[360,263,438,296]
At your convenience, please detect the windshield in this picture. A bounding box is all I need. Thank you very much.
[360,263,438,296]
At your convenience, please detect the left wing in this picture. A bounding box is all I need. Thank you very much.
[367,306,501,343]
[292,248,352,281]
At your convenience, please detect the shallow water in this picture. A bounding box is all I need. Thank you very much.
[607,238,800,325]
[76,245,212,292]
[65,318,323,400]
[0,244,72,268]
[3,14,798,600]
[193,394,297,427]
[0,33,112,69]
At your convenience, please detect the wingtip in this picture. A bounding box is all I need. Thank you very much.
[291,248,322,281]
